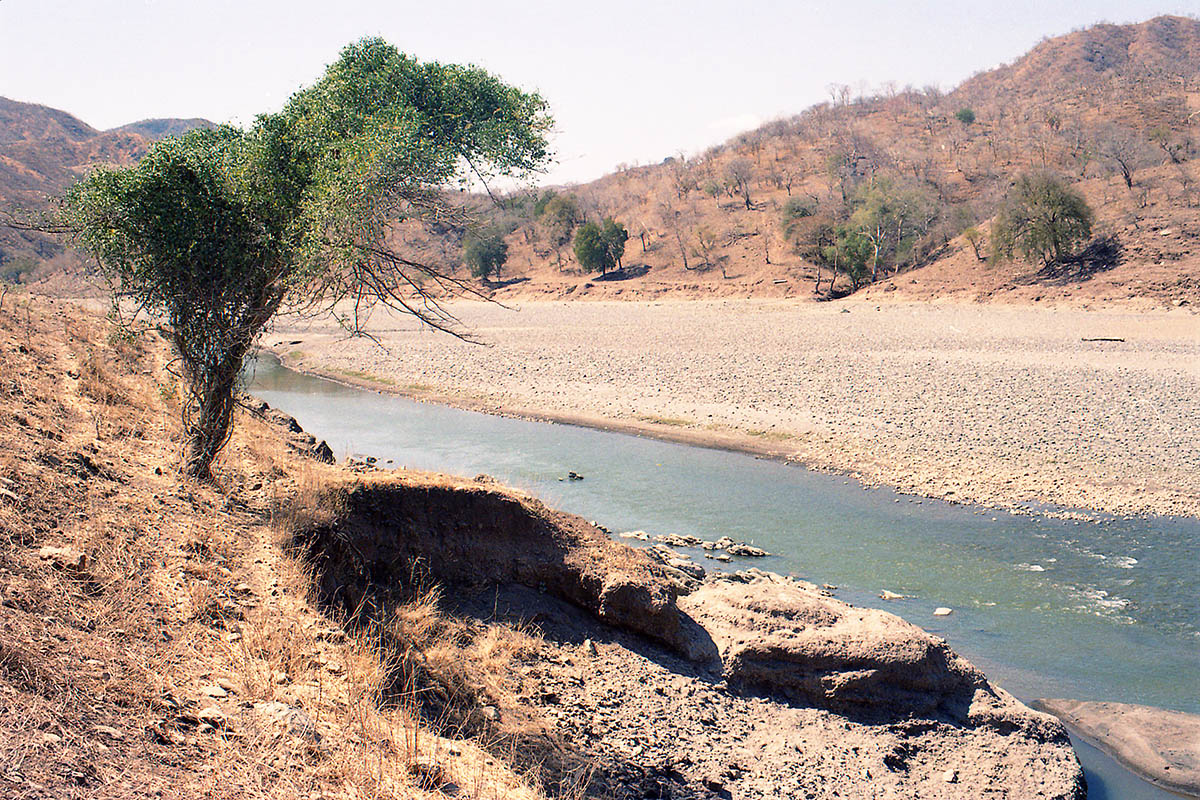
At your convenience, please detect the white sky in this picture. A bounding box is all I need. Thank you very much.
[1,1,1193,186]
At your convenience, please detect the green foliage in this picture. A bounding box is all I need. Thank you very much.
[600,218,628,270]
[990,173,1094,266]
[844,178,938,279]
[573,217,628,274]
[462,228,509,280]
[540,193,580,247]
[822,228,873,289]
[64,38,551,478]
[779,197,813,238]
[532,189,558,217]
[955,108,976,125]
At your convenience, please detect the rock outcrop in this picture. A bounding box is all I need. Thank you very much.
[680,572,1071,733]
[295,473,716,661]
[294,473,1085,798]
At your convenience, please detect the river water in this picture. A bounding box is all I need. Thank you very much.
[248,355,1198,799]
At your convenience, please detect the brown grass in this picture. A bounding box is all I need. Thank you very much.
[0,297,553,799]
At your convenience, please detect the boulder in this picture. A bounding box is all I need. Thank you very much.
[726,543,770,557]
[680,571,1063,733]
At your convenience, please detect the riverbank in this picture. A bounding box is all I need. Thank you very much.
[266,299,1200,520]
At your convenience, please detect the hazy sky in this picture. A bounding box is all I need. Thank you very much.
[1,1,1193,185]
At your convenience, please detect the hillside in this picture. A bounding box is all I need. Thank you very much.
[2,16,1198,307]
[467,15,1200,307]
[0,97,214,284]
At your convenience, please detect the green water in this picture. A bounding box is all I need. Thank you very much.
[248,355,1198,799]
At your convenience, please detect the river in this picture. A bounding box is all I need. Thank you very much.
[247,354,1198,799]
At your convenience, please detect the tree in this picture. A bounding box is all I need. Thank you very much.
[955,108,976,125]
[600,218,628,270]
[963,226,986,261]
[990,173,1094,267]
[539,193,580,267]
[725,158,754,210]
[1096,124,1153,190]
[64,39,551,480]
[462,228,509,280]
[573,218,627,275]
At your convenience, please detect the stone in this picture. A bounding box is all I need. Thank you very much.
[93,726,123,739]
[310,440,335,464]
[879,590,908,601]
[196,707,226,728]
[254,701,318,740]
[683,572,990,719]
[667,558,706,579]
[933,607,953,616]
[942,768,958,783]
[200,684,228,698]
[655,533,703,548]
[726,544,769,557]
[37,546,86,571]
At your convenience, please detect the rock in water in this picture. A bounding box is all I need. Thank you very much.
[1033,699,1200,797]
[726,543,769,557]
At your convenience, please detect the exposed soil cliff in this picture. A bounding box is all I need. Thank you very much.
[294,474,1087,799]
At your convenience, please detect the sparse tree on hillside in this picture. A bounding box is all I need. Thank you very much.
[540,193,581,268]
[670,157,697,200]
[64,39,550,480]
[725,158,754,210]
[963,226,986,261]
[573,218,627,275]
[1096,125,1153,190]
[656,200,693,270]
[990,173,1094,267]
[955,108,976,125]
[462,228,509,281]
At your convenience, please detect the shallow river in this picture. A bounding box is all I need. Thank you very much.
[248,355,1198,799]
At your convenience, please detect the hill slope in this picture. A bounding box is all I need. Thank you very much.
[473,15,1199,307]
[0,97,214,283]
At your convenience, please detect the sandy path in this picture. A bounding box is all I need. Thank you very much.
[267,300,1200,519]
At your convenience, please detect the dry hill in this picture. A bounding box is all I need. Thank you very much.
[462,15,1200,307]
[0,97,214,284]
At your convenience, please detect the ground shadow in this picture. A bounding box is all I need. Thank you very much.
[593,265,651,282]
[1028,234,1124,285]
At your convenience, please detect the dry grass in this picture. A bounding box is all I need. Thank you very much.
[0,297,556,799]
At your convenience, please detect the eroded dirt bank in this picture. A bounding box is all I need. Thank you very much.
[295,472,1087,799]
[267,299,1200,520]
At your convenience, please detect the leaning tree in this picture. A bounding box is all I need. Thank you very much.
[65,39,551,479]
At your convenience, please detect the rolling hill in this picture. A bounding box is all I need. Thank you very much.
[1,15,1197,307]
[0,96,214,284]
[472,14,1200,307]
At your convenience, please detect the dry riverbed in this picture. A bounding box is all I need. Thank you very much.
[267,299,1200,519]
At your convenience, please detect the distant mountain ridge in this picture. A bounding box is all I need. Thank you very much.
[0,96,215,280]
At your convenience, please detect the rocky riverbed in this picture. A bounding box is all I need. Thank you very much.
[267,299,1200,519]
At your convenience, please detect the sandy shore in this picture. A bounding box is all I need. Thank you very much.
[267,299,1200,519]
